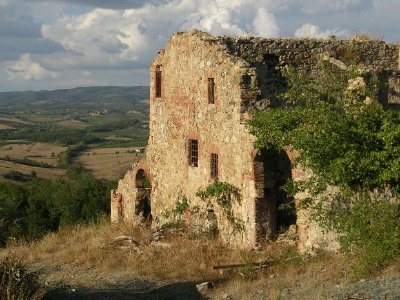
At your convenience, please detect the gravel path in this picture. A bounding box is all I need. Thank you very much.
[31,263,206,300]
[332,276,400,300]
[43,282,205,300]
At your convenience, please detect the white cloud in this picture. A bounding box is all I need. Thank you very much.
[39,0,280,71]
[295,23,349,39]
[81,70,91,77]
[178,0,279,36]
[299,0,373,14]
[0,0,398,91]
[41,8,149,69]
[5,54,59,80]
[267,0,373,14]
[253,7,280,37]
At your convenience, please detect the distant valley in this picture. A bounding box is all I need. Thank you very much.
[0,86,150,181]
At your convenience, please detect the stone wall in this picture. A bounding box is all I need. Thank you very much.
[113,30,399,251]
[221,36,399,111]
[144,31,259,246]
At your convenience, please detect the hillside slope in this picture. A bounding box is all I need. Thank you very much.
[1,221,399,299]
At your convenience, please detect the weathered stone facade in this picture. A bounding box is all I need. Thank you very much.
[112,30,400,250]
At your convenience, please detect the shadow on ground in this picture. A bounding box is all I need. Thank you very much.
[43,281,207,300]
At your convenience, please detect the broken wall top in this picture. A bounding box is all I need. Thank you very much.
[159,30,400,111]
[222,35,399,72]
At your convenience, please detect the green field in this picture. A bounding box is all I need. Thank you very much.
[0,86,149,181]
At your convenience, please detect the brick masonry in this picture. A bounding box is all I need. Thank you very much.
[112,30,399,251]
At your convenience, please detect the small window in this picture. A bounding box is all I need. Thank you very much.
[188,139,198,167]
[208,78,215,104]
[210,153,218,180]
[155,65,162,98]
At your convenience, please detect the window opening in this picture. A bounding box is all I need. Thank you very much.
[211,153,218,180]
[188,139,198,167]
[155,65,162,98]
[208,78,215,104]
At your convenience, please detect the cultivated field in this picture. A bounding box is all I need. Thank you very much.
[77,147,145,180]
[0,142,67,166]
[0,124,13,129]
[57,119,89,129]
[0,117,34,125]
[0,160,65,180]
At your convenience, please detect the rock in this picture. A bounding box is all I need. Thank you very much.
[196,281,213,293]
[151,241,171,248]
[114,235,139,246]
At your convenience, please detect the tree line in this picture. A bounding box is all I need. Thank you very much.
[0,165,114,246]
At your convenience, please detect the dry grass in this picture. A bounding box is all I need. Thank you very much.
[347,32,383,42]
[57,119,89,129]
[0,220,354,299]
[0,142,66,166]
[0,124,14,130]
[3,220,399,299]
[77,147,144,180]
[0,160,65,180]
[104,135,133,141]
[1,222,242,287]
[0,117,34,125]
[3,221,240,281]
[208,252,346,299]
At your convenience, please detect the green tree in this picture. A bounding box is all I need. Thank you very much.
[0,182,28,245]
[248,62,400,275]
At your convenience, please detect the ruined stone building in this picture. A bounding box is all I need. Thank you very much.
[112,30,400,251]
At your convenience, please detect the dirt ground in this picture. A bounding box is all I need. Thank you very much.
[3,222,399,300]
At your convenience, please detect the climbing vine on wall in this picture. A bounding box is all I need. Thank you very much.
[248,61,400,276]
[196,181,244,233]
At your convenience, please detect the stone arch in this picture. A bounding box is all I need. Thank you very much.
[135,169,151,188]
[253,148,295,243]
[134,168,152,225]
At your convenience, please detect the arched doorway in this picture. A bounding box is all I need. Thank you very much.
[253,148,295,243]
[135,169,152,225]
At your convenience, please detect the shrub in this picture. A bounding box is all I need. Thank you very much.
[0,257,44,299]
[248,61,400,275]
[325,189,400,277]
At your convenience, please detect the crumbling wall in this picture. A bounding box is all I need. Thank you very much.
[113,30,399,251]
[144,30,260,246]
[222,36,399,112]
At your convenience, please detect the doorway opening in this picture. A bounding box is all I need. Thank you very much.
[253,148,295,242]
[135,169,152,225]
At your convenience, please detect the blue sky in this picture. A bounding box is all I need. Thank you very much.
[0,0,399,92]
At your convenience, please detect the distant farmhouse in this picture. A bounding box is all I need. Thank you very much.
[112,30,399,251]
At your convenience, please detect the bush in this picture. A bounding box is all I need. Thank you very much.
[326,189,400,277]
[0,171,114,244]
[0,257,44,299]
[248,61,400,275]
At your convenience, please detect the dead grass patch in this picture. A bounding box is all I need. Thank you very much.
[1,221,374,299]
[57,119,89,129]
[0,124,14,130]
[0,117,34,125]
[0,142,66,167]
[208,251,347,299]
[0,160,65,180]
[4,221,243,282]
[77,148,144,180]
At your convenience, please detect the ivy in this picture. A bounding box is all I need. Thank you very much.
[248,62,400,276]
[196,182,244,233]
[248,63,400,193]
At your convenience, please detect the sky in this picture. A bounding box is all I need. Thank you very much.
[0,0,399,92]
